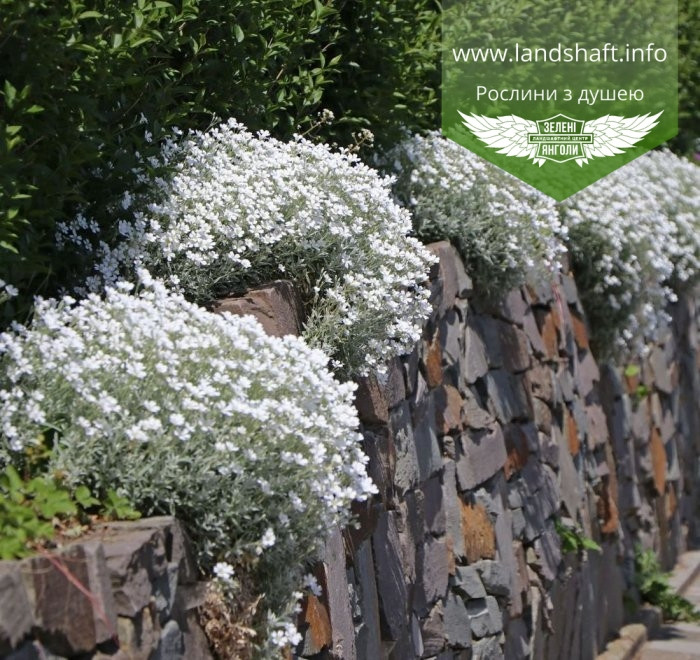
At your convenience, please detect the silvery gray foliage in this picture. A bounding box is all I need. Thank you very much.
[0,275,376,644]
[561,150,700,356]
[390,131,567,295]
[59,119,435,377]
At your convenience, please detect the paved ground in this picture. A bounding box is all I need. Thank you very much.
[637,559,700,660]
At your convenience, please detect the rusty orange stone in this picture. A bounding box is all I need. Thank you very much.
[424,327,443,387]
[300,594,332,655]
[570,313,590,350]
[460,500,496,564]
[650,426,667,496]
[565,408,580,456]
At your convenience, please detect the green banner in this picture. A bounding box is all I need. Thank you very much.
[442,0,678,200]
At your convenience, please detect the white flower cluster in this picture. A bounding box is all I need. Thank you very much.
[64,119,435,375]
[630,150,700,287]
[0,279,18,300]
[390,131,567,294]
[560,150,700,356]
[0,278,376,618]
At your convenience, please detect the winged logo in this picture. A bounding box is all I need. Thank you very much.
[458,110,662,166]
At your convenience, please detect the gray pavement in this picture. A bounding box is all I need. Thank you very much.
[637,564,700,660]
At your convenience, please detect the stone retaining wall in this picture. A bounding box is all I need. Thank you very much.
[295,242,700,660]
[1,241,698,659]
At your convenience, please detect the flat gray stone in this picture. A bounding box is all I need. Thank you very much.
[372,511,408,640]
[533,524,562,583]
[462,321,489,385]
[472,635,504,660]
[391,402,420,494]
[440,310,462,366]
[473,560,511,597]
[0,563,34,655]
[497,289,529,326]
[462,388,496,430]
[323,526,356,660]
[444,591,471,649]
[422,475,447,536]
[558,366,576,402]
[153,620,184,660]
[420,601,446,657]
[455,425,507,491]
[466,596,502,637]
[522,308,547,358]
[415,539,450,616]
[355,542,382,660]
[454,566,486,599]
[442,461,465,559]
[411,613,424,658]
[504,618,529,660]
[414,395,444,483]
[377,358,407,409]
[649,345,673,393]
[486,370,532,423]
[558,439,582,518]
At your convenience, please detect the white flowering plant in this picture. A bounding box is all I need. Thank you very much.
[60,119,435,376]
[0,277,376,649]
[631,150,700,290]
[389,131,567,295]
[560,150,700,357]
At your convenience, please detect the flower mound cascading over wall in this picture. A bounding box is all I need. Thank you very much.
[390,131,567,296]
[560,150,700,358]
[62,119,436,377]
[0,276,376,649]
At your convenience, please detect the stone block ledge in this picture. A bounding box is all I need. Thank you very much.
[0,517,212,660]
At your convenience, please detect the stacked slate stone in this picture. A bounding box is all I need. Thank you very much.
[0,518,211,659]
[599,296,700,577]
[294,242,700,660]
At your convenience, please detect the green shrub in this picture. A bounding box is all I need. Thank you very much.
[0,465,139,560]
[0,0,343,320]
[675,0,700,154]
[323,0,441,149]
[635,547,700,622]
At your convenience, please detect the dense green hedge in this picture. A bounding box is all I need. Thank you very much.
[0,0,441,319]
[323,0,440,148]
[676,0,699,153]
[0,0,346,318]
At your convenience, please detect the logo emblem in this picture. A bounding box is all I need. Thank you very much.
[459,110,662,167]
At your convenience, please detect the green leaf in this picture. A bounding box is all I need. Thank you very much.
[78,11,103,19]
[74,485,99,509]
[581,537,602,552]
[624,364,641,377]
[3,80,17,108]
[233,24,244,43]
